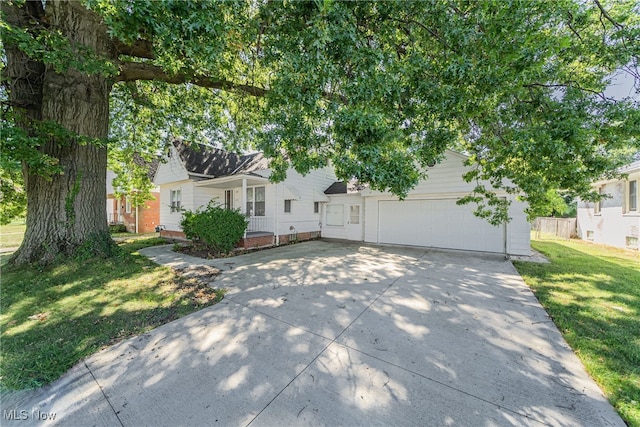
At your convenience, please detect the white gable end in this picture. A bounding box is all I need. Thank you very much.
[154,146,189,185]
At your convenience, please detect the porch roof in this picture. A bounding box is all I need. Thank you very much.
[193,173,268,189]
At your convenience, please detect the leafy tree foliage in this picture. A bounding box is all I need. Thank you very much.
[1,0,638,263]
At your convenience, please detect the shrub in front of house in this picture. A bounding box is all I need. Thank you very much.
[180,202,247,254]
[108,224,127,233]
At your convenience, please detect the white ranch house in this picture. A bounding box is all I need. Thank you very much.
[577,160,640,250]
[154,139,531,255]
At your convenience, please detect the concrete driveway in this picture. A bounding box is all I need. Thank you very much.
[2,241,623,426]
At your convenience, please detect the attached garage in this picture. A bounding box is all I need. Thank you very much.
[377,199,505,253]
[322,150,532,256]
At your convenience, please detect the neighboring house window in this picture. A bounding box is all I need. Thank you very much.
[246,186,265,216]
[627,180,638,213]
[284,199,292,213]
[314,202,319,214]
[594,186,602,214]
[326,204,344,226]
[125,198,131,214]
[225,189,233,210]
[170,189,181,213]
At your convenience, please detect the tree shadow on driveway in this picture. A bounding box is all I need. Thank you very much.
[1,241,625,426]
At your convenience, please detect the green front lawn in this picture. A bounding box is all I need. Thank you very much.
[514,239,639,426]
[0,238,224,390]
[0,221,25,249]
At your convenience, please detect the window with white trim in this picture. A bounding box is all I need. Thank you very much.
[125,198,131,214]
[626,179,638,213]
[284,199,292,213]
[246,186,265,216]
[314,202,319,214]
[349,205,360,224]
[170,189,181,213]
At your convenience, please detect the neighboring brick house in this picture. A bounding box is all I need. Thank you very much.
[107,157,161,234]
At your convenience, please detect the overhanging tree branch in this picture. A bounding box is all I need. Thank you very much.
[593,0,624,29]
[523,82,612,102]
[115,62,267,97]
[113,39,155,60]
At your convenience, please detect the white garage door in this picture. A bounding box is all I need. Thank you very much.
[378,199,505,253]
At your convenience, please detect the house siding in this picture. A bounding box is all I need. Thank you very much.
[322,194,364,240]
[577,180,640,249]
[158,180,193,231]
[507,199,531,255]
[275,167,336,236]
[154,146,190,185]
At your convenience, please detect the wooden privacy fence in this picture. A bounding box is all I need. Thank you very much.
[532,217,577,240]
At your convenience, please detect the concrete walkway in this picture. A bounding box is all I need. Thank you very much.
[1,241,624,426]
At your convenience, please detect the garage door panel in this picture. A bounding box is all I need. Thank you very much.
[378,199,504,253]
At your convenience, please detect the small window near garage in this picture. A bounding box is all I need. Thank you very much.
[125,198,131,214]
[586,230,594,240]
[326,204,344,226]
[284,199,292,213]
[170,189,181,213]
[626,236,639,249]
[349,205,360,224]
[314,202,319,214]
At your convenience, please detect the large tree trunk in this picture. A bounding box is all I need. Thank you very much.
[9,1,115,264]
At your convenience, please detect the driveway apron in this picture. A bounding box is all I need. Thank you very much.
[1,241,624,426]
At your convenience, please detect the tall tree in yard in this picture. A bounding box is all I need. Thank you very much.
[1,0,638,265]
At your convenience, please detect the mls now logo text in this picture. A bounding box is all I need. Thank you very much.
[3,408,57,421]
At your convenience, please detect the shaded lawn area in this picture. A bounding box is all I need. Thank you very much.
[0,221,25,249]
[0,238,224,391]
[513,239,639,427]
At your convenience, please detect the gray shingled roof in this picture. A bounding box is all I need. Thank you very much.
[173,139,268,178]
[132,153,160,180]
[324,180,367,194]
[324,181,347,194]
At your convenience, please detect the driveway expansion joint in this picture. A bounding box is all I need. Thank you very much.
[84,361,125,427]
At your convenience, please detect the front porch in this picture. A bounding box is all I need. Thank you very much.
[246,216,273,234]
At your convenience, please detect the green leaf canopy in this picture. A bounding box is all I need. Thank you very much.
[3,0,639,224]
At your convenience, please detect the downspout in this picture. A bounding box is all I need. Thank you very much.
[502,196,509,260]
[274,183,279,245]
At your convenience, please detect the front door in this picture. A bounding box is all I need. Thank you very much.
[346,204,363,241]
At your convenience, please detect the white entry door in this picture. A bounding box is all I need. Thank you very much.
[346,204,363,241]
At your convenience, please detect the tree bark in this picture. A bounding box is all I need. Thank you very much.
[10,1,115,264]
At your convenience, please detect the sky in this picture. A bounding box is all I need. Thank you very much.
[605,69,639,101]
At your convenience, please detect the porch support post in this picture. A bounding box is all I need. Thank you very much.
[242,178,247,238]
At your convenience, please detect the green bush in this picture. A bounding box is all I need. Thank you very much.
[180,202,247,254]
[108,224,127,233]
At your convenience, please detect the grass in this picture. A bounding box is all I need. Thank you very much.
[0,221,26,249]
[513,239,639,426]
[0,237,224,390]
